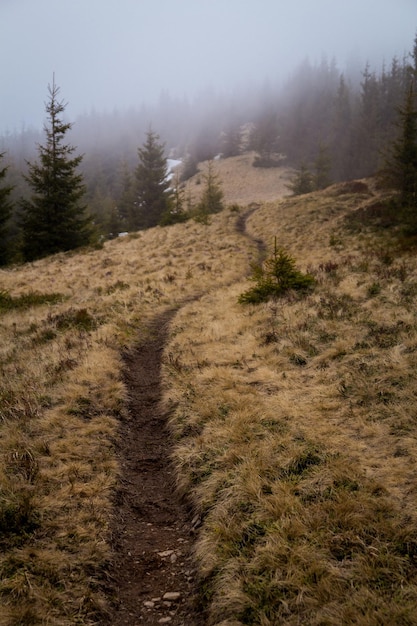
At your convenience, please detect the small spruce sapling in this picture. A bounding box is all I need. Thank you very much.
[195,160,224,219]
[239,238,315,304]
[288,163,314,195]
[160,172,188,225]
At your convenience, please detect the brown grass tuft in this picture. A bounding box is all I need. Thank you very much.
[163,180,417,624]
[0,207,254,623]
[3,164,417,623]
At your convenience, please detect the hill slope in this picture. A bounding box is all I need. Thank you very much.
[163,180,417,624]
[1,160,417,625]
[184,152,294,206]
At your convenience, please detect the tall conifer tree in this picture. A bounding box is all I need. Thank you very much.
[383,83,417,215]
[21,78,92,261]
[133,130,172,229]
[313,144,332,190]
[355,64,381,177]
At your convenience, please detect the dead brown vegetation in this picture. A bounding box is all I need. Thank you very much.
[0,209,254,624]
[2,156,417,625]
[163,182,417,625]
[184,152,293,206]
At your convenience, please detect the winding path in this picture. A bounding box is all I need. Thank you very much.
[107,207,263,625]
[108,311,203,626]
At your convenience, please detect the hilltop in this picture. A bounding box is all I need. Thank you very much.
[1,158,417,625]
[183,152,294,206]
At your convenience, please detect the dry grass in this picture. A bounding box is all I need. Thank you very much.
[184,152,293,206]
[0,209,254,624]
[163,182,417,624]
[3,158,417,624]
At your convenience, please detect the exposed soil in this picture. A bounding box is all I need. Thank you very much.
[108,310,205,626]
[107,208,264,626]
[235,204,267,259]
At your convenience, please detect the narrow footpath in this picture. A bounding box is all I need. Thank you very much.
[107,207,264,625]
[108,311,204,626]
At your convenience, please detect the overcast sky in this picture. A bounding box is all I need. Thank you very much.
[1,0,415,133]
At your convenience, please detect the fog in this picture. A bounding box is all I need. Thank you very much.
[1,0,415,133]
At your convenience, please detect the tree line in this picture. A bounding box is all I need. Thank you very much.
[1,34,417,264]
[0,78,226,263]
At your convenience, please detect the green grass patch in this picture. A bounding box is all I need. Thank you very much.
[0,290,64,312]
[47,307,100,331]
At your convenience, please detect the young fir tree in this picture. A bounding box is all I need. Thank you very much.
[288,163,314,195]
[251,112,280,167]
[115,159,135,231]
[160,172,187,225]
[180,152,199,182]
[239,238,315,304]
[221,123,242,158]
[21,78,91,261]
[196,160,224,220]
[313,143,332,190]
[133,129,172,229]
[0,152,13,265]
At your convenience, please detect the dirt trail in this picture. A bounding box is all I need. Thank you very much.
[235,203,266,259]
[107,208,263,625]
[108,310,204,626]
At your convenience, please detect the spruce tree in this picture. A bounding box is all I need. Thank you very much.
[115,159,135,231]
[251,112,280,167]
[180,152,199,182]
[288,163,314,195]
[383,83,417,217]
[410,32,417,85]
[221,124,242,158]
[160,172,187,225]
[0,152,13,265]
[196,160,224,219]
[354,64,381,177]
[21,78,91,261]
[133,129,172,229]
[313,144,332,190]
[331,75,353,180]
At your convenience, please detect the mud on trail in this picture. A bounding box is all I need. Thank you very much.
[108,310,204,626]
[107,209,262,625]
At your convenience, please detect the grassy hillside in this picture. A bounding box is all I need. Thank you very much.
[1,157,417,624]
[184,152,293,206]
[0,209,254,625]
[163,181,417,624]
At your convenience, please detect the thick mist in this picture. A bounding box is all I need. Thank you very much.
[0,0,415,134]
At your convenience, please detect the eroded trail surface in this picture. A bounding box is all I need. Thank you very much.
[108,311,203,626]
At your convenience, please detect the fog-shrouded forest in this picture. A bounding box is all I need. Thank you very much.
[1,33,416,261]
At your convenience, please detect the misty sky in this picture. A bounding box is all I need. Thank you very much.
[1,0,416,133]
